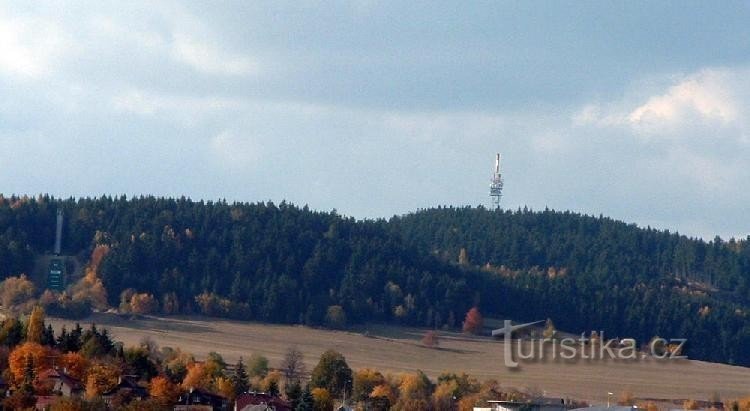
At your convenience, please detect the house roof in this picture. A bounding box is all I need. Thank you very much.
[38,368,84,391]
[235,392,291,411]
[101,376,148,397]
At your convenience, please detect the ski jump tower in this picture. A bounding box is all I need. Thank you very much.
[48,209,65,291]
[489,153,504,209]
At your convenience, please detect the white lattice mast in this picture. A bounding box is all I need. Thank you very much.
[490,153,504,209]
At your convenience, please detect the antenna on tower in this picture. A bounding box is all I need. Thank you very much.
[489,153,504,209]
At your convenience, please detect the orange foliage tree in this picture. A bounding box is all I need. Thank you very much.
[59,352,89,380]
[312,387,333,411]
[182,362,212,390]
[150,375,180,405]
[8,342,52,385]
[462,307,483,334]
[421,330,439,348]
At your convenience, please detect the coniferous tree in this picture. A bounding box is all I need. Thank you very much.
[296,385,314,411]
[232,357,249,396]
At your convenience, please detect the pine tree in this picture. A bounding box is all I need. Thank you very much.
[285,380,302,410]
[296,385,314,411]
[268,380,280,397]
[41,324,55,347]
[232,357,249,396]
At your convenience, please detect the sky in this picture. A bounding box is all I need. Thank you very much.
[1,1,749,240]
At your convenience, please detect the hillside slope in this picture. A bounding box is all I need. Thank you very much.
[0,196,748,365]
[46,313,750,403]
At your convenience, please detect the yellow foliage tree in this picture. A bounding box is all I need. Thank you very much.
[0,274,35,308]
[353,368,385,401]
[215,376,236,400]
[398,372,430,401]
[84,363,119,399]
[130,293,158,315]
[311,387,333,411]
[432,380,459,411]
[25,306,45,344]
[260,370,283,393]
[370,383,396,404]
[182,362,212,390]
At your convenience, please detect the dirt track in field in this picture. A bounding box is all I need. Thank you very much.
[47,313,750,403]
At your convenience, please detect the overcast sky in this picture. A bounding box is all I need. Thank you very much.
[1,1,749,239]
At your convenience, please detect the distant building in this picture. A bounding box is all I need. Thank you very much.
[47,258,65,291]
[478,398,572,411]
[102,375,149,405]
[37,368,84,397]
[176,387,229,411]
[570,407,636,411]
[235,392,291,411]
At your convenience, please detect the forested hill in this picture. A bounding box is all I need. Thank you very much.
[390,206,750,364]
[0,195,749,366]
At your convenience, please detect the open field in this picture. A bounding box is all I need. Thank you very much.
[48,313,750,403]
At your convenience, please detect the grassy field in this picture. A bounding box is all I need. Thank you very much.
[47,313,750,404]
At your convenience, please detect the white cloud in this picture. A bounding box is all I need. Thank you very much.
[573,67,749,137]
[0,13,71,79]
[171,33,258,76]
[628,70,738,129]
[111,89,243,116]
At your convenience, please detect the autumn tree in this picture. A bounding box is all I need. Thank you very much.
[247,353,269,378]
[462,307,483,334]
[205,351,227,378]
[8,342,52,385]
[85,363,119,399]
[215,376,236,400]
[458,248,469,265]
[0,274,35,308]
[432,379,459,411]
[0,317,25,347]
[161,292,180,315]
[71,268,108,310]
[542,318,557,339]
[353,368,386,402]
[149,375,180,406]
[182,362,211,390]
[260,370,283,395]
[324,305,347,329]
[59,352,89,380]
[130,293,158,315]
[281,347,306,385]
[25,306,45,344]
[310,349,352,398]
[370,383,397,409]
[421,330,439,348]
[397,371,432,402]
[311,387,333,411]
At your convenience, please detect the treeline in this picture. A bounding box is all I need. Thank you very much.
[390,206,750,365]
[0,195,487,329]
[0,195,749,366]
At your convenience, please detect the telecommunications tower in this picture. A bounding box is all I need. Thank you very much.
[489,153,504,209]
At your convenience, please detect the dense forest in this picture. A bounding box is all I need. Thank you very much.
[0,195,749,366]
